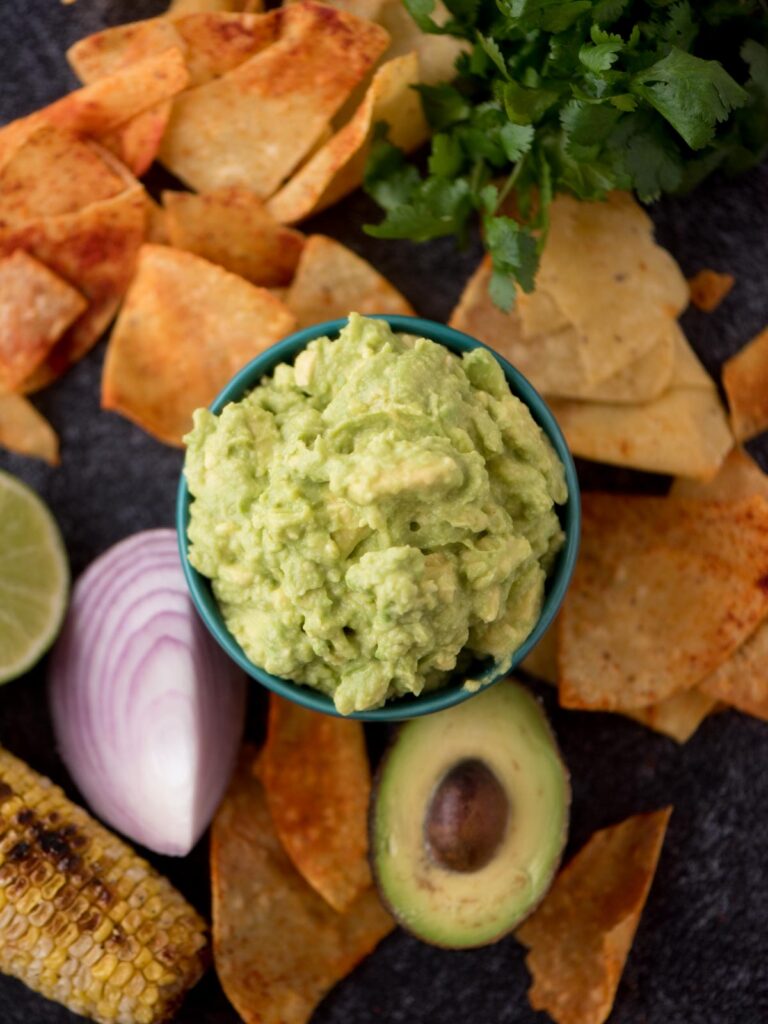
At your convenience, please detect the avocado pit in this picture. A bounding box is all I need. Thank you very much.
[425,758,510,873]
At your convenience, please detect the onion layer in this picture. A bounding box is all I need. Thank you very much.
[49,528,246,856]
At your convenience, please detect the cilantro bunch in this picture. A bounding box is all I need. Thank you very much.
[364,0,768,308]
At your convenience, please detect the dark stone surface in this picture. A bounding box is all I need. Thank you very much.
[1,2,768,1022]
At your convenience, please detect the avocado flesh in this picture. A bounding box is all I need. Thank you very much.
[370,679,569,948]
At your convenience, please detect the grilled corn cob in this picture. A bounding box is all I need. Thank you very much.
[0,746,208,1024]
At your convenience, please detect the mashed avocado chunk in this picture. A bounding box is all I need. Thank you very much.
[184,314,567,714]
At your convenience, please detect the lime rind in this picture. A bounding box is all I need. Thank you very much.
[0,470,69,684]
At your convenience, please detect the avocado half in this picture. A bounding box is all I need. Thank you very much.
[370,679,570,948]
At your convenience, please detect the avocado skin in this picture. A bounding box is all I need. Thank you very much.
[368,681,571,949]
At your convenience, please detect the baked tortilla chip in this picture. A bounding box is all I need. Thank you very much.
[671,447,768,500]
[173,11,281,84]
[159,2,389,196]
[378,0,466,85]
[548,386,732,478]
[670,324,713,390]
[260,695,372,913]
[164,186,304,286]
[688,269,734,313]
[559,495,768,711]
[0,181,146,392]
[700,623,768,722]
[0,251,86,391]
[0,126,125,223]
[538,193,688,381]
[623,689,719,745]
[169,0,262,12]
[145,195,170,244]
[0,50,189,168]
[521,619,716,743]
[0,394,59,465]
[286,234,413,328]
[449,257,675,403]
[267,52,427,224]
[212,747,394,1024]
[723,326,768,442]
[102,244,295,445]
[517,809,672,1024]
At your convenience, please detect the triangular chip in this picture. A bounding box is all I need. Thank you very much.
[169,0,262,12]
[212,747,394,1024]
[517,809,672,1024]
[537,193,689,381]
[559,495,768,711]
[260,695,372,912]
[622,689,719,745]
[0,50,189,168]
[699,622,768,721]
[0,394,59,465]
[286,235,413,329]
[671,447,768,500]
[164,186,305,286]
[159,2,389,197]
[687,268,734,313]
[0,126,125,223]
[102,244,296,445]
[0,251,86,391]
[145,195,170,244]
[173,11,281,84]
[723,326,768,442]
[522,618,716,744]
[378,0,467,85]
[548,386,732,478]
[450,257,675,403]
[670,323,714,390]
[1,180,146,392]
[267,52,427,224]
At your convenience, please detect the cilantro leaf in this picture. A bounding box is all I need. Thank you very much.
[632,47,750,149]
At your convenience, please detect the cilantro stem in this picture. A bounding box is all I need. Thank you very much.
[495,159,525,214]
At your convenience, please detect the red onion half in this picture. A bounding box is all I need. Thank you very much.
[49,528,246,856]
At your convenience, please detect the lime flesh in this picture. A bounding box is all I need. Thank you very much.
[0,470,69,683]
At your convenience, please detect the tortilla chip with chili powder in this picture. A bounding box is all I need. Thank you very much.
[260,695,372,912]
[558,494,768,711]
[102,244,295,445]
[517,808,672,1024]
[0,394,59,465]
[212,747,394,1024]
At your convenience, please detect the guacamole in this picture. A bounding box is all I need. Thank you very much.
[184,314,567,714]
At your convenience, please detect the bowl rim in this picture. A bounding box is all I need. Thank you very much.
[176,314,581,721]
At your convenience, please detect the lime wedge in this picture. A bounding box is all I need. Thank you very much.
[0,470,69,683]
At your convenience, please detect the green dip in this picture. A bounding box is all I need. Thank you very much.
[184,314,567,714]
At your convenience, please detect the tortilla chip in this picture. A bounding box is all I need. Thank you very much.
[520,623,558,685]
[260,695,372,912]
[670,324,713,390]
[378,0,467,86]
[212,747,394,1024]
[0,182,146,391]
[538,193,688,381]
[173,11,281,84]
[671,447,768,500]
[286,235,413,329]
[0,126,125,223]
[548,386,732,479]
[145,195,170,244]
[699,622,768,721]
[517,808,672,1024]
[164,186,305,286]
[723,326,768,442]
[102,244,295,445]
[450,257,675,403]
[168,0,260,12]
[0,50,189,168]
[622,689,719,745]
[159,2,389,197]
[0,394,59,465]
[0,251,86,391]
[688,269,734,313]
[267,52,427,224]
[559,495,768,711]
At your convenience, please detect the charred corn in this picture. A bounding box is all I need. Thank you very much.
[0,746,208,1024]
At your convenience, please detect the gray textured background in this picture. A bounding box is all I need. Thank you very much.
[1,1,768,1022]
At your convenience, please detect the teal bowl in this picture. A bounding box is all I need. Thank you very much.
[177,315,580,721]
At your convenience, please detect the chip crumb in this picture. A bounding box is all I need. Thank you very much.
[688,269,735,312]
[517,808,672,1024]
